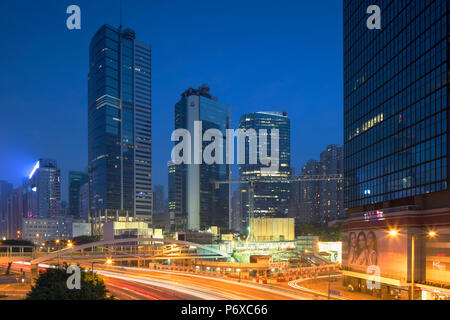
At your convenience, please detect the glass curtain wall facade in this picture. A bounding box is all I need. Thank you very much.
[88,25,152,230]
[27,159,61,219]
[68,171,88,219]
[174,85,230,231]
[344,0,449,213]
[239,112,291,232]
[343,0,450,299]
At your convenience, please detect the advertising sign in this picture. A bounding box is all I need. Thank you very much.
[343,229,408,282]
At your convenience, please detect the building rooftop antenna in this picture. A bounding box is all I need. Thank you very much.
[119,0,123,30]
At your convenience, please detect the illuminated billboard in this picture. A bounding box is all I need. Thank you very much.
[343,229,408,282]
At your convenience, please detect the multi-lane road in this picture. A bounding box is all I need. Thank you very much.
[94,266,327,300]
[5,261,328,300]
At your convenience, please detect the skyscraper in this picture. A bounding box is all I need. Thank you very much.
[68,171,88,219]
[238,112,291,232]
[230,188,242,232]
[152,184,165,214]
[27,159,61,219]
[343,1,450,299]
[6,187,24,239]
[168,160,185,231]
[290,160,321,224]
[88,25,152,228]
[0,180,13,238]
[290,145,344,225]
[173,85,230,231]
[79,181,90,222]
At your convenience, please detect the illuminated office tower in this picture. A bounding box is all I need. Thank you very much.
[27,159,61,219]
[174,85,230,231]
[238,112,291,232]
[88,25,152,229]
[343,1,450,299]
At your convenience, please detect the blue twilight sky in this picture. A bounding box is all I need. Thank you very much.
[0,0,343,201]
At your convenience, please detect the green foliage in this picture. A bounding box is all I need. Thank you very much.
[5,262,12,275]
[26,264,113,300]
[72,235,102,245]
[0,239,34,246]
[295,222,342,242]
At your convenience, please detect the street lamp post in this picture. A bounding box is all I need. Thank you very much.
[389,229,437,300]
[411,234,415,301]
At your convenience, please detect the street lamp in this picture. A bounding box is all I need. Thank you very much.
[388,229,399,237]
[388,229,438,300]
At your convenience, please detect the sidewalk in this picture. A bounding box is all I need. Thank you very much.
[290,275,381,300]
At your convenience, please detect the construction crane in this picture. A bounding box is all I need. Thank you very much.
[214,174,343,241]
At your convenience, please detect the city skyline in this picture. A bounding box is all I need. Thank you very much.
[1,0,449,303]
[0,0,343,199]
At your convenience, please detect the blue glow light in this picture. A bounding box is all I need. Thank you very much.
[29,161,40,179]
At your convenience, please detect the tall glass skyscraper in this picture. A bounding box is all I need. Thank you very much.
[68,171,88,220]
[27,159,61,219]
[238,112,291,232]
[344,1,448,211]
[88,25,152,227]
[173,85,230,231]
[343,1,450,299]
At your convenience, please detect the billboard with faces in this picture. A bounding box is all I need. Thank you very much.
[343,229,409,281]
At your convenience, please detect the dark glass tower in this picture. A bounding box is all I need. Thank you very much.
[173,85,230,231]
[343,0,450,298]
[238,112,291,232]
[344,1,448,212]
[88,25,152,227]
[68,171,88,220]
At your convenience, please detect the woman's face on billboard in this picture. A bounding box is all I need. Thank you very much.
[367,233,375,249]
[358,233,366,249]
[350,233,357,247]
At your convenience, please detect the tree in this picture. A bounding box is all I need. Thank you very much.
[295,222,342,242]
[72,235,102,245]
[26,264,113,300]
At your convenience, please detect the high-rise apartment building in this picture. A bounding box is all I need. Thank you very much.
[319,145,345,222]
[173,85,230,231]
[88,25,152,230]
[238,112,291,232]
[289,145,344,225]
[290,160,321,224]
[343,0,450,299]
[0,180,13,238]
